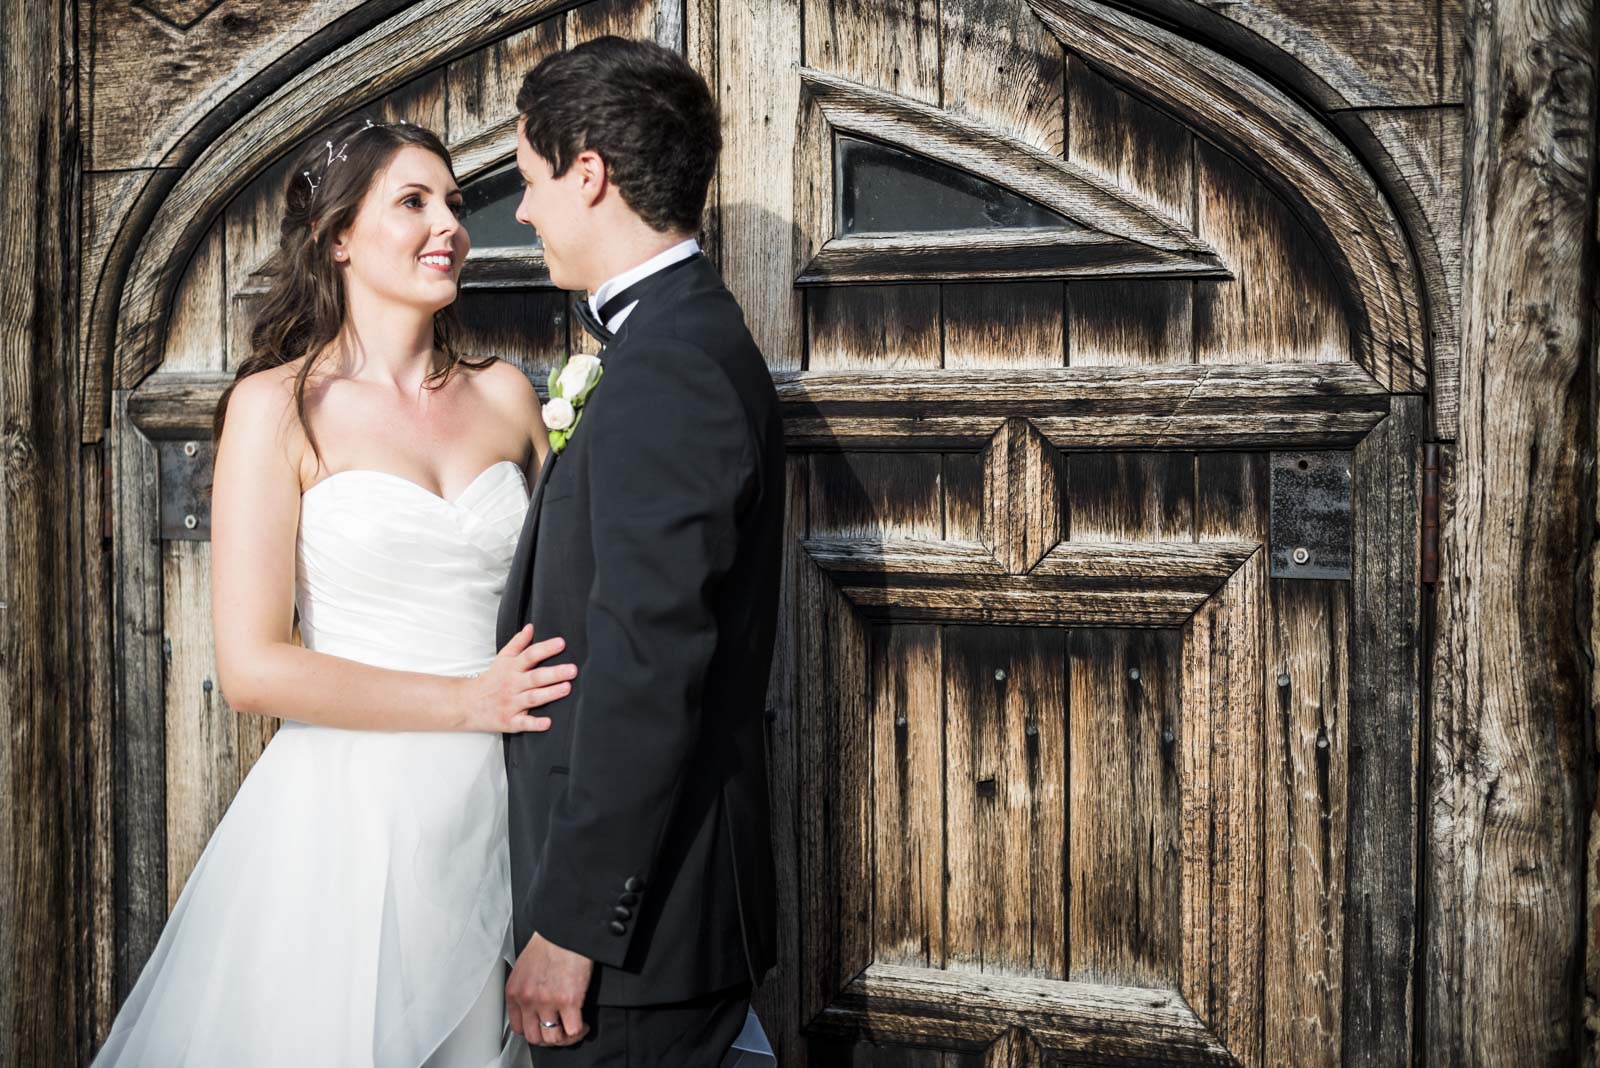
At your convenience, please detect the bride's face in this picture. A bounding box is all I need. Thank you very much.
[332,145,469,313]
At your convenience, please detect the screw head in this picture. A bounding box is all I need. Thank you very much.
[1128,667,1141,682]
[183,514,198,530]
[1277,673,1291,688]
[993,668,1007,682]
[183,441,199,457]
[1292,547,1311,565]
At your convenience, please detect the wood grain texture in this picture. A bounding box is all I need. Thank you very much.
[1027,0,1428,394]
[982,420,1063,573]
[1193,142,1350,367]
[1343,394,1421,1066]
[718,0,802,370]
[1068,281,1192,367]
[872,626,946,969]
[1065,56,1192,230]
[110,396,166,1004]
[161,542,236,907]
[567,0,681,49]
[939,0,1064,153]
[445,17,564,148]
[755,458,806,1068]
[809,454,944,538]
[1069,629,1183,988]
[799,68,1219,262]
[800,538,1256,628]
[778,362,1389,451]
[1262,580,1348,1067]
[943,283,1064,371]
[1335,106,1464,438]
[161,222,227,373]
[454,290,568,381]
[110,0,576,393]
[796,548,871,1025]
[812,963,1233,1063]
[807,284,942,371]
[84,0,371,170]
[802,0,939,100]
[4,0,83,1053]
[221,156,291,371]
[1423,1,1590,1057]
[1097,0,1462,109]
[81,444,118,1055]
[944,627,1067,979]
[1067,453,1193,543]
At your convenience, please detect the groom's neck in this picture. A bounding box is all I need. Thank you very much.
[580,218,695,295]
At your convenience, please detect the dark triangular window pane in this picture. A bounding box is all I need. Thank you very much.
[836,135,1075,235]
[458,162,540,249]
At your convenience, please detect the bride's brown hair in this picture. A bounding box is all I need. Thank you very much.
[213,117,491,458]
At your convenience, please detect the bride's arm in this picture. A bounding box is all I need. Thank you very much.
[210,370,571,733]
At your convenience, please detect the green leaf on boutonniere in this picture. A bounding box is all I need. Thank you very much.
[544,353,603,454]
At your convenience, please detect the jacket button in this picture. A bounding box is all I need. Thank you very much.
[608,920,627,936]
[624,876,644,893]
[620,892,639,906]
[613,905,632,920]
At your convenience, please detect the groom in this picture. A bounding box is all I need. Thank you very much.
[495,36,783,1065]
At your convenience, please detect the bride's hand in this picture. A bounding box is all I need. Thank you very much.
[458,624,576,733]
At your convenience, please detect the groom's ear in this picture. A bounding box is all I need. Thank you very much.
[572,148,609,208]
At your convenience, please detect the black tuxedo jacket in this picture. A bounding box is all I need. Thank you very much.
[496,255,783,1006]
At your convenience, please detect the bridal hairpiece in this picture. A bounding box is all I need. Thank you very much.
[302,118,413,192]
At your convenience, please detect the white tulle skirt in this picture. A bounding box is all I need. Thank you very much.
[93,721,528,1068]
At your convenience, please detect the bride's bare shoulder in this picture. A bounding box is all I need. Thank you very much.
[463,356,539,412]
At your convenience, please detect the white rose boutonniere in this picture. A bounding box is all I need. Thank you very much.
[544,353,604,453]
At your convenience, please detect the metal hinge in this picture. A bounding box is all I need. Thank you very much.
[1422,443,1440,584]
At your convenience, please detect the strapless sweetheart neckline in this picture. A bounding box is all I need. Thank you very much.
[302,459,526,507]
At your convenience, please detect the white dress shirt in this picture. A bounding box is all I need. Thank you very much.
[588,238,701,335]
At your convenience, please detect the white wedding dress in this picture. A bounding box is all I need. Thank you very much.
[95,461,534,1067]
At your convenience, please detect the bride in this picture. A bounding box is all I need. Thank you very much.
[94,117,558,1066]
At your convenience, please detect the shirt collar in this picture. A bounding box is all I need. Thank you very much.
[589,238,701,333]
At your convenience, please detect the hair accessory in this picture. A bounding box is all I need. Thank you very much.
[302,118,412,193]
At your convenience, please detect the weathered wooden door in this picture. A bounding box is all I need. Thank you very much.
[718,1,1427,1065]
[104,0,1428,1065]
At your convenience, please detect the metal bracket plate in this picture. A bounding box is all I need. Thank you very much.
[157,438,215,540]
[1269,451,1352,580]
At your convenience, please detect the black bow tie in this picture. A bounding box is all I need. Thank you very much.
[572,253,703,347]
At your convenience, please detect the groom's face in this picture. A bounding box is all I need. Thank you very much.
[514,122,588,291]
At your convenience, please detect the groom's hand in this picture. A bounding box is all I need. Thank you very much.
[506,932,593,1047]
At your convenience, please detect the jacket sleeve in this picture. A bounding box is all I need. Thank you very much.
[526,342,752,966]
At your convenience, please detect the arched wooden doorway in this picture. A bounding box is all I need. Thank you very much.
[96,0,1440,1064]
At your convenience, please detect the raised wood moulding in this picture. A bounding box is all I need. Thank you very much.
[799,537,1258,627]
[809,963,1234,1064]
[777,362,1390,450]
[1025,0,1428,394]
[796,67,1228,285]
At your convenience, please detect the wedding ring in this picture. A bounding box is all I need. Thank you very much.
[541,1020,560,1029]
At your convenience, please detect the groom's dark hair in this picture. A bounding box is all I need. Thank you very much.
[516,36,721,235]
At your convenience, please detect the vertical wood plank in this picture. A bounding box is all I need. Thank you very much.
[1344,394,1421,1066]
[809,453,943,538]
[222,158,291,372]
[161,222,226,373]
[942,283,1064,370]
[1068,628,1183,988]
[1263,580,1348,1067]
[567,0,682,49]
[807,285,942,372]
[445,18,565,147]
[796,547,870,1023]
[1185,453,1269,1061]
[944,626,1067,979]
[718,0,801,368]
[1067,453,1194,543]
[161,541,236,907]
[1063,55,1193,369]
[871,625,945,968]
[756,456,806,1068]
[455,290,569,381]
[110,395,165,1002]
[1193,143,1351,366]
[685,0,721,265]
[982,419,1063,573]
[82,444,118,1052]
[801,0,939,375]
[943,453,986,543]
[936,0,1066,380]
